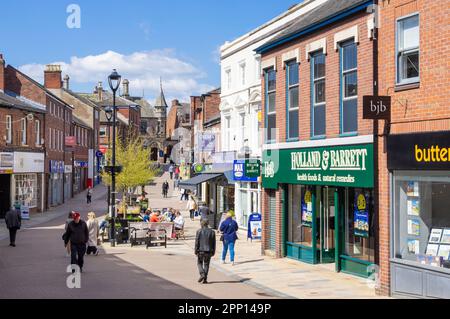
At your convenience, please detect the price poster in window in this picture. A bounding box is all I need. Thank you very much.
[441,229,450,244]
[429,229,443,243]
[408,219,420,236]
[426,244,439,257]
[438,245,450,260]
[407,239,420,255]
[354,192,369,238]
[407,198,420,216]
[301,190,313,228]
[406,181,419,197]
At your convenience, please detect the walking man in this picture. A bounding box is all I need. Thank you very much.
[195,219,216,284]
[63,212,89,273]
[5,207,21,247]
[86,186,93,205]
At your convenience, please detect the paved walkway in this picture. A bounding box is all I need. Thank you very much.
[107,171,387,299]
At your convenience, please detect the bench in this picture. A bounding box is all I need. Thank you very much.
[129,222,150,247]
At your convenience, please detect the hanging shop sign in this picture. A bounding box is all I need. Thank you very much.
[354,191,369,238]
[65,136,76,147]
[233,160,258,182]
[363,96,391,120]
[387,131,450,170]
[247,213,262,240]
[245,160,261,178]
[193,163,205,174]
[262,143,374,189]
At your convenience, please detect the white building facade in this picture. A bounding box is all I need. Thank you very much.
[219,0,326,228]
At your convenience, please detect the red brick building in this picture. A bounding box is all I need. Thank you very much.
[4,63,73,209]
[376,0,450,298]
[256,0,378,281]
[0,54,46,215]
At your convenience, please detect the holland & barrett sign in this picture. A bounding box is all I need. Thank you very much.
[263,144,374,189]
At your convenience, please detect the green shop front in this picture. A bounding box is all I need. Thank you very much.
[263,143,375,278]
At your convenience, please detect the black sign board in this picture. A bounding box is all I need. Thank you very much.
[363,96,391,120]
[387,131,450,170]
[103,166,123,175]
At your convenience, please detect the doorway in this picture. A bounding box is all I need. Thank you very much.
[0,174,11,218]
[318,186,336,264]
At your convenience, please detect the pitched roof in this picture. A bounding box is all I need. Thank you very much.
[154,83,168,108]
[126,96,155,118]
[256,0,372,54]
[0,91,46,113]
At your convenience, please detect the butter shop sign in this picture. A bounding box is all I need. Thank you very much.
[263,144,374,189]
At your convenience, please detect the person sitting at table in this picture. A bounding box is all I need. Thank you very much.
[143,210,151,222]
[174,211,185,231]
[150,210,161,223]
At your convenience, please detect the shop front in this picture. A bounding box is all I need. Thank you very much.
[0,153,14,218]
[49,160,64,207]
[387,131,450,299]
[12,152,45,213]
[233,159,261,229]
[263,142,375,278]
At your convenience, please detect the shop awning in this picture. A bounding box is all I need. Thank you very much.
[178,173,223,191]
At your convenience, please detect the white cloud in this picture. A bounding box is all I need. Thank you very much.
[19,50,215,103]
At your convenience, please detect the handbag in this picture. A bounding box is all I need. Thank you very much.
[220,234,224,242]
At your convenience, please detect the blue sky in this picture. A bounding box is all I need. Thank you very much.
[0,0,301,102]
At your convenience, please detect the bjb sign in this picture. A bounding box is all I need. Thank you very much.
[363,96,391,120]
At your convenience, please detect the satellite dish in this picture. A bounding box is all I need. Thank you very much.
[26,113,34,121]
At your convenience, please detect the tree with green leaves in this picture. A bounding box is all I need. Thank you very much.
[102,134,160,218]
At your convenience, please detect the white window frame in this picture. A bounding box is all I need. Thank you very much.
[239,112,246,149]
[265,67,277,143]
[396,13,420,85]
[340,40,358,135]
[286,60,299,140]
[225,68,231,90]
[35,120,40,146]
[311,52,326,138]
[239,61,246,86]
[20,118,27,145]
[6,115,12,144]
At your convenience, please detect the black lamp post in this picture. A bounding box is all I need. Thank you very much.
[108,69,121,247]
[104,106,113,241]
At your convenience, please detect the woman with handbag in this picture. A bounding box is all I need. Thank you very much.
[219,212,239,266]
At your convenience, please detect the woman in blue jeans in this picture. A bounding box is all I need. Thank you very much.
[219,212,239,265]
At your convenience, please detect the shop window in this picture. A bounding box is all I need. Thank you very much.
[286,60,299,140]
[15,174,37,208]
[340,41,358,134]
[288,185,314,247]
[396,14,420,85]
[265,68,276,142]
[311,52,326,137]
[393,172,450,269]
[344,188,375,262]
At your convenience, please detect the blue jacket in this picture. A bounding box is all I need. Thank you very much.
[220,218,239,243]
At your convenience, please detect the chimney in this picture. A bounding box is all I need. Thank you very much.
[63,74,70,90]
[44,64,62,89]
[122,79,130,97]
[97,81,103,101]
[0,54,4,91]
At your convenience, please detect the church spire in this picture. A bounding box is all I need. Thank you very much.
[154,77,168,109]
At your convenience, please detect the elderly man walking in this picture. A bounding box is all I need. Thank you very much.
[195,219,216,284]
[63,212,89,273]
[5,208,21,247]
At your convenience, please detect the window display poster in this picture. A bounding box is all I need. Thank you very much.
[417,255,443,267]
[441,229,450,244]
[438,245,450,260]
[426,244,439,257]
[407,239,420,255]
[408,219,420,236]
[301,190,313,228]
[354,192,369,238]
[406,181,419,197]
[407,199,420,216]
[429,229,443,243]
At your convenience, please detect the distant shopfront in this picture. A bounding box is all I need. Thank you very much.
[11,152,45,213]
[263,142,375,278]
[74,160,88,194]
[387,131,450,299]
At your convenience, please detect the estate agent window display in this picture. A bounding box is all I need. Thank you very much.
[393,171,450,269]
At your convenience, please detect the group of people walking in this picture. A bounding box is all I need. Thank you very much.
[63,211,100,273]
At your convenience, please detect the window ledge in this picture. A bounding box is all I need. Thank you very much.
[286,138,299,143]
[310,135,326,140]
[395,82,420,92]
[339,132,358,138]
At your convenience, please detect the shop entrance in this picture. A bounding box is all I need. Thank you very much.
[0,174,11,218]
[318,187,336,263]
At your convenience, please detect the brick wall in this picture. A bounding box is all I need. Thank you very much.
[376,0,450,296]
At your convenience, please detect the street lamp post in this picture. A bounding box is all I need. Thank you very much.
[104,106,113,242]
[108,69,121,248]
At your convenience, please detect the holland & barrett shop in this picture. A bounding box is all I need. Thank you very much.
[388,131,450,299]
[263,142,375,278]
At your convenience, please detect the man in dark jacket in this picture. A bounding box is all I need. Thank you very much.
[64,212,89,273]
[5,208,21,247]
[195,219,216,284]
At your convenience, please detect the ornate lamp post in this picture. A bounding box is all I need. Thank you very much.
[104,106,113,239]
[108,69,121,247]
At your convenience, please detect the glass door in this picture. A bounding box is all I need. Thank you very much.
[320,186,336,263]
